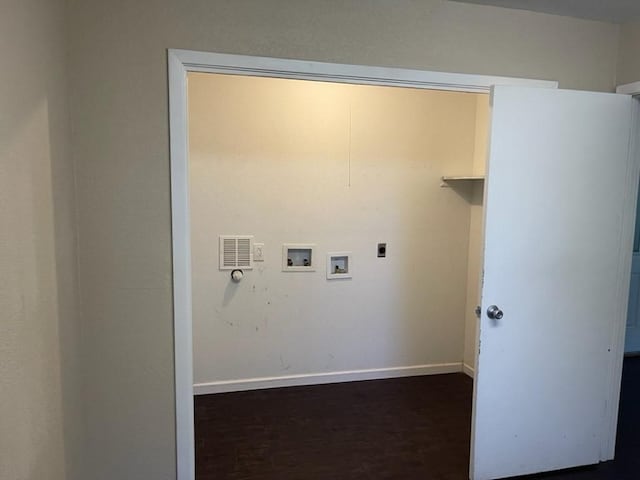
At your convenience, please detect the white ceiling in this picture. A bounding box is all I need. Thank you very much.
[450,0,640,23]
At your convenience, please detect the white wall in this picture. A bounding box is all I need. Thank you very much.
[190,73,483,389]
[618,20,640,85]
[66,0,621,476]
[0,0,80,479]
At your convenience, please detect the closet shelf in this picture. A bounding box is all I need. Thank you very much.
[440,175,485,187]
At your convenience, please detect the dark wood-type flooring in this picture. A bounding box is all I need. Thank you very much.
[195,357,640,479]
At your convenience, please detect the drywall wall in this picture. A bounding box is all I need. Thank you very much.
[618,20,640,85]
[0,0,80,479]
[190,73,480,388]
[463,94,490,373]
[65,0,621,477]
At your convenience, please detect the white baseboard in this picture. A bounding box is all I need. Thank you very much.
[194,362,464,395]
[462,363,475,378]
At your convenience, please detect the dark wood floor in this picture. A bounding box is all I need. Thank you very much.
[195,358,640,480]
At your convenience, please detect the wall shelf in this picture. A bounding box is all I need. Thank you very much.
[440,175,485,187]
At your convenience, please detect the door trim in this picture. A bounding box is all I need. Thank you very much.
[168,48,558,480]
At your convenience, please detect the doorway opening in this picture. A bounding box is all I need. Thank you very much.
[615,93,640,478]
[625,183,640,353]
[188,71,488,478]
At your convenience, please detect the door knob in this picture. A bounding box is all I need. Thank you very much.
[487,305,504,320]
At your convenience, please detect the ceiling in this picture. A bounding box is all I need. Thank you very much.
[449,0,640,23]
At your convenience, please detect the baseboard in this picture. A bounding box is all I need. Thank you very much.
[462,363,475,378]
[194,362,464,395]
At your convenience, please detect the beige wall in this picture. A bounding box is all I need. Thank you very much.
[0,0,80,479]
[66,0,621,477]
[618,20,640,85]
[190,73,480,387]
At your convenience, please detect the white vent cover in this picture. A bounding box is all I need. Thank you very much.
[219,235,254,270]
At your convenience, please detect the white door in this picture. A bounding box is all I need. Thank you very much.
[471,86,636,480]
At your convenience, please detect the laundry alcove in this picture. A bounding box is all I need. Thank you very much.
[188,72,489,394]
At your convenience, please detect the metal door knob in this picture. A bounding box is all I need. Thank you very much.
[487,305,504,320]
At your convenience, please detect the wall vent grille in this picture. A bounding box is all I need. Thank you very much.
[219,235,253,270]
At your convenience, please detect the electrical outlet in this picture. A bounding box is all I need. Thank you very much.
[254,243,265,262]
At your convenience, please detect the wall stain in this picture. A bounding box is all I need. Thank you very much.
[279,355,291,371]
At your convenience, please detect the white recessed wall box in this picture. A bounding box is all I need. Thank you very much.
[219,235,254,270]
[282,244,316,272]
[327,252,352,279]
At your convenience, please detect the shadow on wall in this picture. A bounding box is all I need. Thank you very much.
[0,97,75,479]
[0,22,81,478]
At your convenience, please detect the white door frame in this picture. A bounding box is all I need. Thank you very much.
[168,48,560,480]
